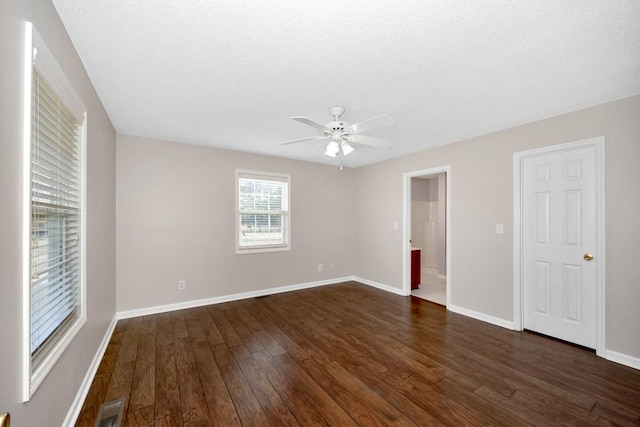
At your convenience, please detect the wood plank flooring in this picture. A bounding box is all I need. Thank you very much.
[76,282,640,426]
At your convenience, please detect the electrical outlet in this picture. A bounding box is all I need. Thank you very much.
[496,224,504,234]
[318,264,323,272]
[178,280,186,290]
[331,263,336,270]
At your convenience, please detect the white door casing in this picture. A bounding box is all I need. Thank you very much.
[403,166,451,303]
[514,138,605,355]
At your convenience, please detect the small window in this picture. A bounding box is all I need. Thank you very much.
[236,170,290,253]
[23,23,87,400]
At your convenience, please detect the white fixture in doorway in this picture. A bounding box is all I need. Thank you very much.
[513,137,605,356]
[402,166,452,303]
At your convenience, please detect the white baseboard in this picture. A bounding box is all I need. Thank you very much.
[117,277,354,319]
[353,276,406,296]
[63,314,118,427]
[447,304,516,330]
[605,349,640,371]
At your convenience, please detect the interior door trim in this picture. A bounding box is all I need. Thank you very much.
[402,166,451,302]
[513,137,605,357]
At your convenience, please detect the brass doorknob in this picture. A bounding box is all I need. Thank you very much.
[583,253,594,261]
[0,412,10,427]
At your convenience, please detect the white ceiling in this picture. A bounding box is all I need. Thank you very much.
[52,0,640,168]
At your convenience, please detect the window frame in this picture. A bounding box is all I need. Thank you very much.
[22,23,88,401]
[235,169,291,254]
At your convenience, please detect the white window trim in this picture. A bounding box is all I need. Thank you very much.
[22,22,88,401]
[235,169,291,254]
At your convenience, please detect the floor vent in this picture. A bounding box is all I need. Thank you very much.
[95,399,124,427]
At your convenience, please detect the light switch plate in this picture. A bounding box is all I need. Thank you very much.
[496,224,504,234]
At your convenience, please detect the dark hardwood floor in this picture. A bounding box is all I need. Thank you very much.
[76,282,640,426]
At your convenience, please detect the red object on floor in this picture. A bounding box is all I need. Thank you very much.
[411,249,421,290]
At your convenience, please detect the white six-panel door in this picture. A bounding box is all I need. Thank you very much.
[522,145,597,348]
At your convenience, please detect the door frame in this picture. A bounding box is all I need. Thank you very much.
[402,166,451,301]
[513,137,605,356]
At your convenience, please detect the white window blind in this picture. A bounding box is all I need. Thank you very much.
[237,171,290,253]
[23,24,87,401]
[30,69,82,369]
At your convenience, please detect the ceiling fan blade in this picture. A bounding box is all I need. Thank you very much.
[349,114,395,134]
[347,134,393,149]
[291,117,328,131]
[279,135,329,145]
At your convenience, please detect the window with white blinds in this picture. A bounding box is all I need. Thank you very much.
[236,170,290,253]
[30,69,82,367]
[23,24,86,400]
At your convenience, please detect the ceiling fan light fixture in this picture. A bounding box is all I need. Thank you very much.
[325,140,340,157]
[341,141,354,156]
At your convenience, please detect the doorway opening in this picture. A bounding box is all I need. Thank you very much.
[403,166,451,305]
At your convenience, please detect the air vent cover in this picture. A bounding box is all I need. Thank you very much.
[95,399,124,427]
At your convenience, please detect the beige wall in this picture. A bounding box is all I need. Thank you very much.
[411,177,440,269]
[0,0,116,425]
[116,135,357,312]
[355,95,640,359]
[437,172,446,275]
[410,178,428,267]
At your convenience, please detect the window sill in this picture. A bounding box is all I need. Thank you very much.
[236,245,290,255]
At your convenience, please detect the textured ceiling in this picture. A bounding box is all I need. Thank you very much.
[52,0,640,167]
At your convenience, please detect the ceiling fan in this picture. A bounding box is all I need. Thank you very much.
[280,105,395,157]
